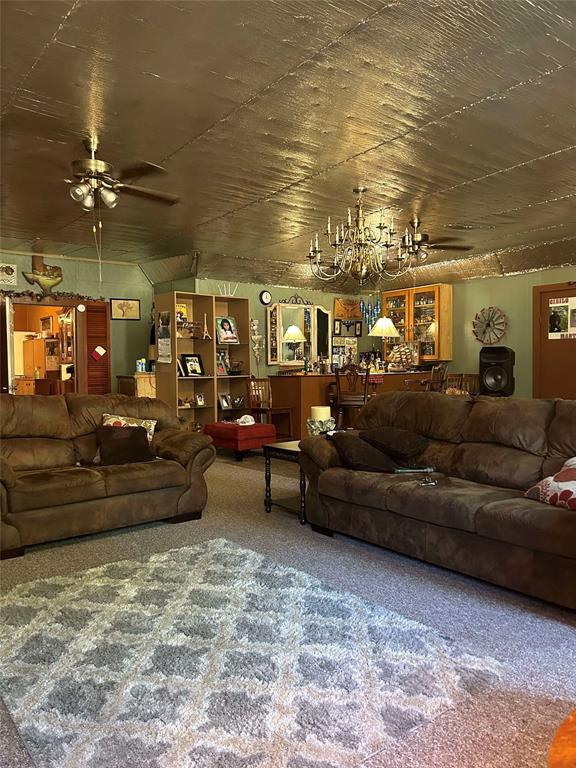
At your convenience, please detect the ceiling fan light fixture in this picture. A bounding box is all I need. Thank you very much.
[81,192,95,211]
[100,187,119,209]
[69,181,91,202]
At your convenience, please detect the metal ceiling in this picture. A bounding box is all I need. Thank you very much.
[1,0,576,292]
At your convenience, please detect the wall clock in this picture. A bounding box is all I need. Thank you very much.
[259,290,272,306]
[472,306,508,344]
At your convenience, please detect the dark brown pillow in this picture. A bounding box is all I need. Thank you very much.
[97,426,154,466]
[359,426,428,462]
[330,432,397,472]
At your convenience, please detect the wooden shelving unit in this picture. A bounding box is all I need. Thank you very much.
[155,292,251,428]
[381,283,452,363]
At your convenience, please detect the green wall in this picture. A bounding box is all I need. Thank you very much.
[2,252,154,388]
[451,265,576,398]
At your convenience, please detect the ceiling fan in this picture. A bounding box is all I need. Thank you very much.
[65,137,180,211]
[404,215,472,260]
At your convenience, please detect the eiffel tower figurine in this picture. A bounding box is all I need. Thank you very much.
[202,312,212,341]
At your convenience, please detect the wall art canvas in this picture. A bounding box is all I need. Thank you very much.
[110,298,141,320]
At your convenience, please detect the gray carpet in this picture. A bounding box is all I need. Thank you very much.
[1,452,575,767]
[0,539,502,767]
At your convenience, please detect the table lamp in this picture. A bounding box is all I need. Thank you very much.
[282,325,307,360]
[368,316,400,338]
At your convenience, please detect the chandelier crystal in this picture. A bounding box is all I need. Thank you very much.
[307,187,428,285]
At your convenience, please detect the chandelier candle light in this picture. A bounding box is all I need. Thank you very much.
[308,187,429,285]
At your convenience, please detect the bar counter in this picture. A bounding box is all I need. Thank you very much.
[270,371,429,440]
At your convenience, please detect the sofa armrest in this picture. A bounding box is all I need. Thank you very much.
[299,436,342,471]
[0,457,18,489]
[153,429,216,471]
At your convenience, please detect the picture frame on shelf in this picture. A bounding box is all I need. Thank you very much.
[195,393,205,406]
[177,359,186,377]
[110,298,141,320]
[232,395,245,408]
[216,316,239,344]
[180,353,205,376]
[216,349,229,375]
[218,393,232,409]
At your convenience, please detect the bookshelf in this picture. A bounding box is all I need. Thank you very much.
[155,292,251,428]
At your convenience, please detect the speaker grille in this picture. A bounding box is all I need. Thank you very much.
[483,365,509,392]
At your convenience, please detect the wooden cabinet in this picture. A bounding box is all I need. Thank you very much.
[155,292,251,428]
[23,338,60,378]
[382,283,452,362]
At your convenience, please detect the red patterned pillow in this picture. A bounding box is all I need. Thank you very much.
[524,457,576,510]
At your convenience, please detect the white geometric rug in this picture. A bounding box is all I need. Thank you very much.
[0,539,502,767]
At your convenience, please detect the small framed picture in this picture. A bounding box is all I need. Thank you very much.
[110,298,141,320]
[232,395,245,408]
[216,316,239,344]
[181,353,204,376]
[216,350,229,375]
[177,359,186,377]
[40,316,53,337]
[218,393,232,409]
[333,319,342,336]
[195,393,205,406]
[354,321,363,337]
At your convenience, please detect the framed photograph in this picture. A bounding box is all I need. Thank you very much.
[216,349,229,375]
[40,316,53,336]
[216,316,239,344]
[195,392,205,406]
[333,319,342,336]
[180,353,205,376]
[354,321,363,337]
[110,298,141,320]
[177,359,186,377]
[232,395,245,408]
[218,393,232,410]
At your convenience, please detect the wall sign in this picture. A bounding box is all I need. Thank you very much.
[0,264,17,286]
[548,297,576,340]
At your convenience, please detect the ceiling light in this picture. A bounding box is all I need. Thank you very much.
[307,187,428,285]
[100,187,119,209]
[81,192,95,211]
[69,181,91,202]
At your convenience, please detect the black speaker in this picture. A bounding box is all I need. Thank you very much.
[479,346,515,397]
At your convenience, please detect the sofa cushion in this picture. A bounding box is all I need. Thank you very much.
[386,477,521,533]
[0,394,70,439]
[96,459,186,497]
[9,467,106,513]
[524,457,576,511]
[329,433,397,472]
[356,391,472,443]
[546,400,576,465]
[452,443,543,491]
[65,394,179,438]
[1,438,76,471]
[97,426,154,466]
[461,397,555,456]
[318,467,425,508]
[476,497,576,558]
[359,427,428,462]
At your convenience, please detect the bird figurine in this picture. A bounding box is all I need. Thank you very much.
[23,253,63,295]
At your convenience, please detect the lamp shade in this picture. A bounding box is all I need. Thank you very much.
[282,325,306,343]
[368,316,400,338]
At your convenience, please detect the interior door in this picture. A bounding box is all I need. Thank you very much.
[533,281,576,398]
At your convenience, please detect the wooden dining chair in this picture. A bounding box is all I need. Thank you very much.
[443,373,463,392]
[405,362,448,393]
[246,377,293,439]
[335,363,370,429]
[461,373,480,395]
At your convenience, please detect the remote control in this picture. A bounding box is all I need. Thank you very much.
[394,467,435,474]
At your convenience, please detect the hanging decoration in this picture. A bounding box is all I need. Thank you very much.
[359,294,382,332]
[472,307,508,344]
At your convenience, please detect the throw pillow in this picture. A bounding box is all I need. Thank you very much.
[330,432,397,473]
[97,426,154,466]
[359,426,428,462]
[102,413,157,443]
[524,457,576,510]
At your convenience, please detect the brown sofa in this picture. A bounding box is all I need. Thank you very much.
[0,394,216,557]
[300,392,576,610]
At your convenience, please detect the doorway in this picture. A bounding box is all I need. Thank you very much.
[533,281,576,398]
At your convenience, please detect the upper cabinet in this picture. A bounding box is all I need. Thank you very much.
[382,283,452,361]
[267,303,332,367]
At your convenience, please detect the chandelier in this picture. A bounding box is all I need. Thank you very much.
[307,187,428,285]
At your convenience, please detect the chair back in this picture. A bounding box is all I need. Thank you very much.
[444,373,463,392]
[335,363,370,405]
[461,373,480,395]
[247,377,271,410]
[428,362,448,392]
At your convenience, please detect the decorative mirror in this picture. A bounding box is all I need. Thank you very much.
[267,302,332,366]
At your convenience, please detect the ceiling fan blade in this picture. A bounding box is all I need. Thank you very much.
[117,162,167,181]
[427,244,472,251]
[114,183,180,205]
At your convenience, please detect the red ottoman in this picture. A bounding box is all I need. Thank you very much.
[204,422,277,460]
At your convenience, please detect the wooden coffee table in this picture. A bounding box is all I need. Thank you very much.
[263,440,306,525]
